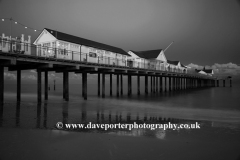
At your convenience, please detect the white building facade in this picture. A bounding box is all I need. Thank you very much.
[33,29,129,66]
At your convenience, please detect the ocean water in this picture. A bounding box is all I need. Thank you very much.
[1,79,240,130]
[1,80,240,159]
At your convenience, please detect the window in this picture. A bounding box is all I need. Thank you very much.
[89,52,97,58]
[105,51,110,55]
[52,42,56,48]
[43,43,51,56]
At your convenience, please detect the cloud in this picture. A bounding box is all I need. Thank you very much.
[4,72,16,80]
[30,70,36,73]
[187,62,240,78]
[22,75,37,80]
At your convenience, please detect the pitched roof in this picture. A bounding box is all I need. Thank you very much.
[202,67,213,74]
[44,28,130,56]
[167,60,180,66]
[181,64,187,68]
[130,49,162,59]
[203,69,213,74]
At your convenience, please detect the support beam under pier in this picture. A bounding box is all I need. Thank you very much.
[116,74,119,97]
[145,75,148,95]
[137,75,140,95]
[102,73,105,98]
[83,72,87,100]
[98,73,100,96]
[110,73,112,96]
[128,75,132,96]
[63,71,69,101]
[37,70,42,103]
[0,67,4,104]
[17,69,21,102]
[44,71,48,100]
[120,74,123,95]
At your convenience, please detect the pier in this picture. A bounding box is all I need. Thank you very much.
[0,42,221,104]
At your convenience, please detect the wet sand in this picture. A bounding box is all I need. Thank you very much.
[1,127,240,160]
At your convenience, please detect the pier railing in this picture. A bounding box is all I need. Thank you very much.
[0,40,215,79]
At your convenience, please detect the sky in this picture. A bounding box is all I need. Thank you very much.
[1,0,240,81]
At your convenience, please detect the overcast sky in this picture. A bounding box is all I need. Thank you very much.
[0,0,240,66]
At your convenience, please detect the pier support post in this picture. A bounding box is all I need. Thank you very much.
[169,77,171,92]
[110,73,112,96]
[150,76,153,93]
[217,80,219,87]
[44,71,48,100]
[165,77,167,92]
[116,74,119,97]
[172,77,175,91]
[82,73,84,97]
[230,79,232,87]
[83,72,87,100]
[0,67,4,104]
[128,75,132,96]
[153,76,155,93]
[156,76,158,93]
[180,78,182,90]
[17,69,21,102]
[137,75,140,95]
[98,73,100,96]
[63,71,69,101]
[37,69,42,103]
[102,73,105,98]
[223,79,225,87]
[176,77,178,90]
[120,74,123,95]
[159,76,162,93]
[145,75,148,94]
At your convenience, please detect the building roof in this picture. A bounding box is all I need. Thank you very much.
[195,69,202,73]
[203,69,213,74]
[167,60,180,66]
[44,28,130,56]
[203,67,213,74]
[180,64,188,68]
[129,49,162,59]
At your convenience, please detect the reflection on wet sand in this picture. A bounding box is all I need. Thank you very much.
[0,101,239,140]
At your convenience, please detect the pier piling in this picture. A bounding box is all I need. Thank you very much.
[137,75,140,95]
[37,70,42,103]
[102,73,105,98]
[44,71,48,100]
[145,75,148,94]
[0,67,3,104]
[17,69,21,102]
[116,74,119,97]
[110,73,112,96]
[98,73,100,96]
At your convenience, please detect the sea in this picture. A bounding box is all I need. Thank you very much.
[0,77,240,159]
